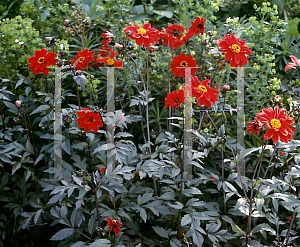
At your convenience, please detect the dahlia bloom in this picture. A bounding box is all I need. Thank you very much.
[165,24,186,37]
[247,119,262,135]
[186,17,206,37]
[188,76,219,107]
[124,22,159,48]
[106,217,123,235]
[170,53,198,78]
[285,55,300,71]
[76,108,103,133]
[70,49,95,70]
[218,33,252,67]
[256,106,295,143]
[28,48,58,75]
[96,50,123,67]
[164,89,187,109]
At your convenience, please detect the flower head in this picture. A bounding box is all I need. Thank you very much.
[70,49,95,70]
[188,76,219,107]
[124,22,159,48]
[218,33,252,67]
[186,17,206,37]
[164,89,187,109]
[106,217,123,235]
[76,108,103,133]
[96,50,123,67]
[256,106,295,143]
[170,53,198,78]
[28,48,58,75]
[247,119,263,135]
[285,55,300,71]
[165,24,186,37]
[101,29,114,48]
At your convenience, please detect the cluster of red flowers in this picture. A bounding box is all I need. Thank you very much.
[106,217,123,235]
[247,106,295,143]
[124,17,206,50]
[76,108,103,133]
[164,76,220,109]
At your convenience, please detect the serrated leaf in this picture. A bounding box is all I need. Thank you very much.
[50,228,74,241]
[30,105,51,115]
[152,226,169,238]
[181,214,191,226]
[89,239,111,247]
[139,207,147,223]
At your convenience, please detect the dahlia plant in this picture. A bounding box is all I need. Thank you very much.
[1,2,300,247]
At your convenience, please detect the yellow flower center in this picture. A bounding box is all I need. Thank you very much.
[198,85,207,93]
[231,44,241,53]
[180,35,186,41]
[270,118,281,129]
[107,58,115,66]
[79,57,85,63]
[138,28,147,35]
[38,57,45,64]
[180,61,188,67]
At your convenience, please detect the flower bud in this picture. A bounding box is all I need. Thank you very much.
[227,29,234,35]
[130,53,137,59]
[223,85,230,92]
[126,30,132,36]
[15,100,22,108]
[202,39,208,45]
[207,31,213,36]
[114,43,123,50]
[60,50,67,57]
[64,19,71,27]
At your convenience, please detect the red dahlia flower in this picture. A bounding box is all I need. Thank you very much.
[171,33,193,50]
[256,106,295,143]
[76,108,103,133]
[218,33,252,68]
[170,53,198,78]
[164,89,187,109]
[158,30,175,47]
[187,76,219,107]
[106,217,123,235]
[124,22,159,48]
[186,17,206,37]
[28,48,58,75]
[165,24,186,37]
[247,119,262,135]
[285,55,300,71]
[96,50,123,67]
[70,49,95,70]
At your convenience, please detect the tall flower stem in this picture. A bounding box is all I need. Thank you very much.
[76,83,81,109]
[0,101,6,129]
[88,180,101,227]
[23,105,35,158]
[284,188,300,245]
[246,144,277,245]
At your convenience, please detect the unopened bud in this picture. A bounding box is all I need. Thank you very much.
[114,43,123,50]
[15,100,22,108]
[222,85,230,92]
[64,19,71,27]
[126,30,132,36]
[207,31,213,36]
